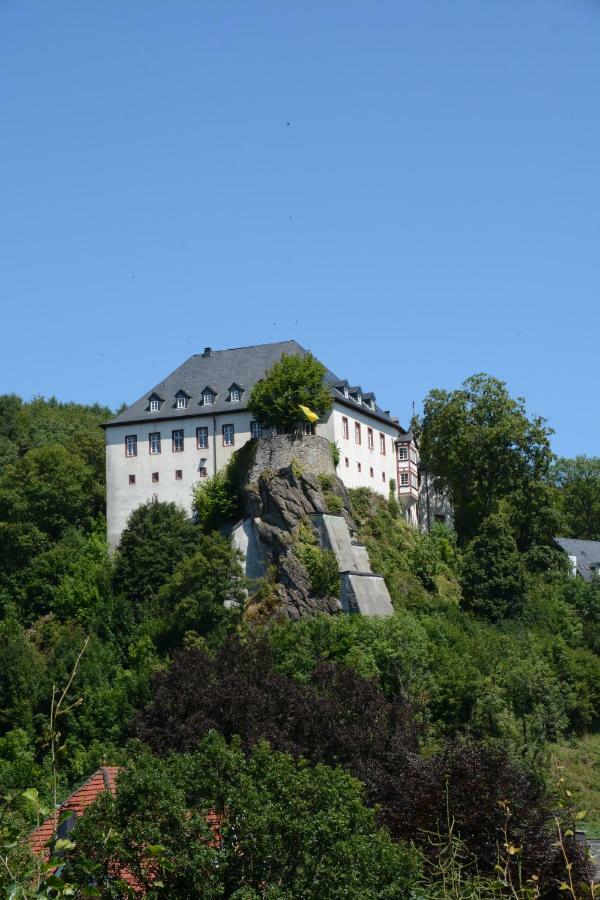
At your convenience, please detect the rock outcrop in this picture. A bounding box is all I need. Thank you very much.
[230,434,393,620]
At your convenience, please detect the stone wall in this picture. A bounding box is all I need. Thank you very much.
[245,434,335,486]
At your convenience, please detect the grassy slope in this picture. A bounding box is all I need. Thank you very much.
[550,735,600,838]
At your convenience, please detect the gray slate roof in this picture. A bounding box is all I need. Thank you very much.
[555,537,600,582]
[105,340,403,430]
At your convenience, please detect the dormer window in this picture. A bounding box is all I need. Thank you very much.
[228,384,243,403]
[177,397,186,409]
[344,387,349,398]
[356,394,362,405]
[175,391,190,410]
[148,393,162,412]
[202,388,216,406]
[369,399,376,411]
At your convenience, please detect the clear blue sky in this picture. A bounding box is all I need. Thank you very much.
[1,0,598,457]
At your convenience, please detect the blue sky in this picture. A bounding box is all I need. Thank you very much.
[1,0,598,457]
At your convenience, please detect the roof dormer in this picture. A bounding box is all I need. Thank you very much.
[201,386,217,406]
[148,392,163,413]
[363,392,376,411]
[228,383,244,402]
[175,389,191,410]
[334,379,350,399]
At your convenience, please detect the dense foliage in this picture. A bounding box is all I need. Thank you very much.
[1,387,599,898]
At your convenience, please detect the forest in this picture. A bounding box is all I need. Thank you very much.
[0,374,599,899]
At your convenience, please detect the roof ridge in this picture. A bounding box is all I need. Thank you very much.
[192,339,304,356]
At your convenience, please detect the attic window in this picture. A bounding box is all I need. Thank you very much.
[176,396,188,409]
[203,392,214,406]
[149,397,160,412]
[356,394,362,405]
[369,399,376,411]
[343,387,349,399]
[230,388,241,403]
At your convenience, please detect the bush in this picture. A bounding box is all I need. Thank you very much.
[192,467,239,531]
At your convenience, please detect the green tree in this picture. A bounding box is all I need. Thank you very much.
[553,455,600,540]
[0,609,46,734]
[0,445,100,541]
[156,533,246,646]
[65,734,421,898]
[248,352,332,432]
[461,513,526,620]
[113,499,202,608]
[418,374,554,544]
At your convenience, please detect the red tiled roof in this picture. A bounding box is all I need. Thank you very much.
[29,766,121,856]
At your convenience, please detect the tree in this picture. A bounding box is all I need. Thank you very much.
[65,734,421,899]
[0,445,100,542]
[113,499,202,607]
[136,637,562,883]
[248,352,332,432]
[0,609,46,734]
[418,374,554,544]
[156,532,246,646]
[553,455,600,540]
[461,513,526,620]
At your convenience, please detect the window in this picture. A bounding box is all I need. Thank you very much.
[199,466,207,478]
[367,428,374,450]
[149,432,161,455]
[380,433,386,455]
[125,434,137,457]
[152,472,159,483]
[356,394,362,405]
[196,426,209,449]
[398,446,408,460]
[250,421,262,439]
[172,429,184,452]
[411,449,418,464]
[357,462,362,473]
[343,387,349,399]
[400,472,409,486]
[128,474,136,485]
[230,389,240,402]
[344,457,349,467]
[175,469,183,480]
[369,466,374,478]
[176,396,188,409]
[370,399,376,411]
[149,398,160,412]
[342,417,349,439]
[203,392,214,406]
[382,472,386,482]
[223,423,235,447]
[411,474,418,489]
[355,422,361,445]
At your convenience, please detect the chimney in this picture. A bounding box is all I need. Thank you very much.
[203,347,213,358]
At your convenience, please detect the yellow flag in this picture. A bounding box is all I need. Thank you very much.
[298,404,319,424]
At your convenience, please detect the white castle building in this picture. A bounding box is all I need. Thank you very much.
[104,340,421,547]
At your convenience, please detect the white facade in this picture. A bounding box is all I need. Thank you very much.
[319,403,400,495]
[106,401,406,547]
[106,410,257,547]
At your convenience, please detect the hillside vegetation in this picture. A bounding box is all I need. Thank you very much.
[0,381,599,898]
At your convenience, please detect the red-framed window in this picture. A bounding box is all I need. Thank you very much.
[342,417,349,439]
[367,428,374,450]
[125,434,137,457]
[355,422,361,445]
[172,429,184,452]
[196,426,209,449]
[380,433,386,454]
